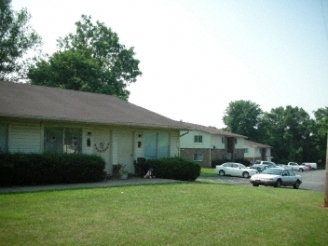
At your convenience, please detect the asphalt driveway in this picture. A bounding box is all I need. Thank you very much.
[198,169,326,192]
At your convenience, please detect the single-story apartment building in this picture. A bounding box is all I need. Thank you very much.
[0,81,189,175]
[179,122,247,167]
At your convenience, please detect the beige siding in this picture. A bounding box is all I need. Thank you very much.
[235,138,244,149]
[93,128,111,173]
[9,123,41,153]
[82,128,94,155]
[180,130,211,148]
[244,146,256,159]
[134,132,144,160]
[170,131,179,157]
[4,119,181,174]
[111,129,118,165]
[116,130,134,173]
[211,135,225,149]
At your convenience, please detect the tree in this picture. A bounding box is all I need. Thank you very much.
[28,50,105,93]
[313,107,328,165]
[29,15,141,100]
[0,0,41,82]
[258,106,314,163]
[222,100,263,141]
[313,107,328,207]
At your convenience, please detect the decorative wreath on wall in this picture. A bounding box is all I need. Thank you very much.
[94,142,110,153]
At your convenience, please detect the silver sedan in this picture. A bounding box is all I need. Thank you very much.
[215,162,258,178]
[250,168,302,189]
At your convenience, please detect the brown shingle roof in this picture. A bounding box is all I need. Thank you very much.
[244,140,271,148]
[0,81,188,129]
[180,122,247,138]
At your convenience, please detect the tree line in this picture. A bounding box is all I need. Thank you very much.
[223,100,327,167]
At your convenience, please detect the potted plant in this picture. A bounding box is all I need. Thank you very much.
[119,164,128,179]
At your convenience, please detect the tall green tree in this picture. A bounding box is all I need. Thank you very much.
[222,100,263,141]
[313,107,328,165]
[29,15,141,100]
[0,0,41,82]
[28,50,104,92]
[258,106,314,163]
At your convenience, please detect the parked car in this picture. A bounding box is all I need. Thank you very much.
[254,160,277,167]
[287,162,309,172]
[249,164,269,173]
[302,162,317,170]
[250,168,302,189]
[277,164,290,169]
[215,162,258,178]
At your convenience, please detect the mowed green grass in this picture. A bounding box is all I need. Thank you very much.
[1,180,327,246]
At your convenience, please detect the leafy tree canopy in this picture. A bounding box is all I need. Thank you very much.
[28,15,141,100]
[312,107,328,164]
[0,0,41,82]
[222,100,263,141]
[314,107,328,136]
[258,106,314,163]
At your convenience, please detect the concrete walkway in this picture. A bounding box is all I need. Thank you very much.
[0,177,182,194]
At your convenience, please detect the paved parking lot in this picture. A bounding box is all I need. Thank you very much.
[198,170,326,192]
[1,170,325,193]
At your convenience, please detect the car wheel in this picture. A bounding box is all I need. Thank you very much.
[275,179,282,188]
[299,168,304,172]
[242,172,250,178]
[252,183,259,187]
[293,180,301,189]
[219,170,225,176]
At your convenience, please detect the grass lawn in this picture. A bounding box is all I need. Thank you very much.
[0,165,328,246]
[200,167,217,177]
[1,178,328,245]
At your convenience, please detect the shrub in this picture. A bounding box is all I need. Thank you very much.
[0,153,105,186]
[143,157,200,181]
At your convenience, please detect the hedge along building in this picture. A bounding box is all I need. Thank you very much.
[0,81,188,175]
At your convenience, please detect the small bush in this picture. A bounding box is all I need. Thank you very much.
[0,153,105,186]
[142,157,200,181]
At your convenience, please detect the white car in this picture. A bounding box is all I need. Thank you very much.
[250,168,302,189]
[215,162,258,178]
[287,162,309,172]
[302,162,317,170]
[254,160,277,167]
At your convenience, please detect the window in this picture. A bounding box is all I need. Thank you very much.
[235,138,237,144]
[44,127,82,154]
[221,137,225,144]
[194,135,203,143]
[244,148,248,153]
[0,124,8,153]
[144,132,170,159]
[193,153,203,161]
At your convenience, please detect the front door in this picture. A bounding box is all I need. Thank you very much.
[93,128,111,173]
[117,131,134,173]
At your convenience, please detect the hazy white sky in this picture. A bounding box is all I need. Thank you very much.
[12,0,328,128]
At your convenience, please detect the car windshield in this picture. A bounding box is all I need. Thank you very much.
[262,168,282,175]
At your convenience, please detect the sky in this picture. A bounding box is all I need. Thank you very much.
[12,0,328,128]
